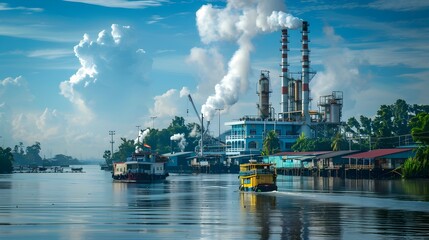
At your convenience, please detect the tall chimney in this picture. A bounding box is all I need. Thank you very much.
[280,28,289,118]
[301,21,311,136]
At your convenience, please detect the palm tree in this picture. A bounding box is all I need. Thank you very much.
[262,130,280,156]
[331,132,343,151]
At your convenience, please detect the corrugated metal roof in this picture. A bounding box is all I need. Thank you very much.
[342,148,412,159]
[273,151,330,156]
[315,150,360,159]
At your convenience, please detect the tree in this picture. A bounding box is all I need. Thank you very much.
[0,147,14,174]
[331,132,347,151]
[261,130,280,156]
[402,112,429,178]
[26,142,42,165]
[112,138,135,162]
[103,150,112,166]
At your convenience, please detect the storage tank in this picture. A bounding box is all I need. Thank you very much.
[330,102,341,123]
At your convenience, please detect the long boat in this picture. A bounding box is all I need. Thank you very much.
[239,160,277,192]
[112,146,169,183]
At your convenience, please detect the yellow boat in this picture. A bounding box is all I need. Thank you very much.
[239,160,277,192]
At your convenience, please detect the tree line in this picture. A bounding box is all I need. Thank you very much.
[103,116,201,166]
[0,142,80,173]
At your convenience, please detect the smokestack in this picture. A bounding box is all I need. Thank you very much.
[301,21,310,123]
[299,21,311,136]
[280,28,289,117]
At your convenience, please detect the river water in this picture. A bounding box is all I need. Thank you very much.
[1,165,428,240]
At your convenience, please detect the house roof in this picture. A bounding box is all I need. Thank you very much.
[273,151,330,156]
[342,148,412,159]
[314,150,361,159]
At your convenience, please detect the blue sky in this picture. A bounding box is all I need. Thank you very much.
[0,0,428,159]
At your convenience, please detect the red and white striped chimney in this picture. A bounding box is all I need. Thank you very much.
[301,21,310,123]
[280,28,289,117]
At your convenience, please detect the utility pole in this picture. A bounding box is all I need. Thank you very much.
[109,130,115,159]
[215,108,223,140]
[150,116,157,129]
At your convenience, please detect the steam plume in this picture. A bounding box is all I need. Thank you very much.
[135,128,150,144]
[170,133,187,152]
[195,0,302,121]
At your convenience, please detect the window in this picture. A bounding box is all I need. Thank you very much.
[250,129,256,135]
[249,141,257,149]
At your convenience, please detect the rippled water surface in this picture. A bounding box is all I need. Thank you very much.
[1,165,429,239]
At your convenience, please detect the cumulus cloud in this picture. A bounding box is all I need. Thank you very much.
[60,24,153,123]
[150,89,179,118]
[186,47,226,94]
[0,76,34,105]
[11,108,62,143]
[194,0,302,121]
[311,25,371,119]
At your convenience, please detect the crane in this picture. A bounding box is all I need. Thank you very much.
[187,94,211,134]
[188,94,206,157]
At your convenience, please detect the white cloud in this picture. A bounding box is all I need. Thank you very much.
[11,108,61,143]
[150,89,179,118]
[64,0,168,9]
[0,76,34,105]
[1,76,24,86]
[186,47,226,93]
[0,3,43,12]
[147,15,165,24]
[27,48,73,59]
[60,24,153,123]
[311,26,370,118]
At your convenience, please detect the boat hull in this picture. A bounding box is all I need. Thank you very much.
[239,183,278,192]
[112,173,168,183]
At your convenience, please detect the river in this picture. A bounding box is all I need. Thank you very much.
[1,165,428,239]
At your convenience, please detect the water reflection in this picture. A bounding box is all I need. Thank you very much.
[2,169,429,239]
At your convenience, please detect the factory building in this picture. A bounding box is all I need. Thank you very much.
[225,21,343,159]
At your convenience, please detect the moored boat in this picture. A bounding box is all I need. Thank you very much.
[239,160,277,192]
[112,146,169,183]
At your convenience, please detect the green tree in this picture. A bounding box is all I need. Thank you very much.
[331,132,347,151]
[103,150,112,166]
[112,138,135,162]
[0,147,14,174]
[261,130,280,156]
[402,112,429,178]
[25,142,42,165]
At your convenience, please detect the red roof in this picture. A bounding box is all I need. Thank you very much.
[342,148,412,159]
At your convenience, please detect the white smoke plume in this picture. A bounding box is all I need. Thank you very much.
[135,128,150,144]
[170,133,187,152]
[195,0,302,121]
[189,125,199,138]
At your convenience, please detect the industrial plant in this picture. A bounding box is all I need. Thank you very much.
[165,21,344,172]
[224,21,343,162]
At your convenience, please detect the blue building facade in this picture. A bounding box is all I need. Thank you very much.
[225,118,301,156]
